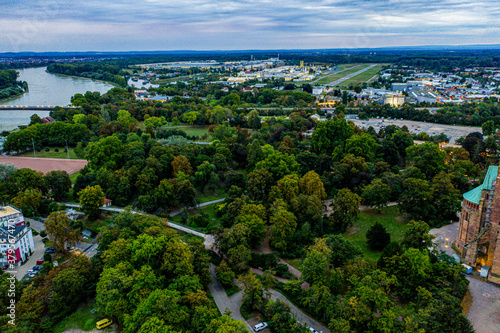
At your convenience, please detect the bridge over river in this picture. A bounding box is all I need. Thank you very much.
[0,105,78,111]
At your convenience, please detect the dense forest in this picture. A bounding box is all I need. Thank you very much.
[0,69,28,100]
[46,63,128,87]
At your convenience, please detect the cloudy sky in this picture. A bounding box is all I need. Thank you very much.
[1,0,500,52]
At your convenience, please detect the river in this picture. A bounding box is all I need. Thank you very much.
[0,67,115,131]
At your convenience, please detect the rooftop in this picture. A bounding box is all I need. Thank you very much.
[463,166,499,205]
[0,206,21,219]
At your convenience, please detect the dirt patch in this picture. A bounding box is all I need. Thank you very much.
[461,290,473,316]
[0,156,87,174]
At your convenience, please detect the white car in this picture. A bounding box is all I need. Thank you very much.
[309,327,323,333]
[26,269,34,275]
[253,322,268,331]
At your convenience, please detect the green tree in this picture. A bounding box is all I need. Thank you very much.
[247,109,261,130]
[301,238,332,285]
[44,170,71,201]
[45,211,81,252]
[366,222,391,251]
[312,117,353,155]
[238,271,264,310]
[345,133,379,162]
[269,208,297,251]
[216,260,236,287]
[86,135,124,170]
[362,179,391,212]
[406,142,445,179]
[401,220,435,250]
[299,170,327,199]
[325,234,363,267]
[172,155,193,176]
[326,188,361,233]
[79,185,105,219]
[399,178,433,221]
[482,120,495,136]
[11,188,42,217]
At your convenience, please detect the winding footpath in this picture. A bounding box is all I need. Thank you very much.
[63,199,330,331]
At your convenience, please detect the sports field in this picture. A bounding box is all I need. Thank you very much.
[0,156,87,174]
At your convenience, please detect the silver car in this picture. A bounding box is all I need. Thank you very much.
[253,322,268,331]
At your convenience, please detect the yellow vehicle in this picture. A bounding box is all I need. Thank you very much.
[96,318,113,329]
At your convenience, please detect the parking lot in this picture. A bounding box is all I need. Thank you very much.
[351,118,482,144]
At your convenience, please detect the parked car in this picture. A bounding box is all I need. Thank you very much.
[308,327,322,333]
[33,265,43,271]
[96,318,113,330]
[36,259,45,265]
[45,247,56,253]
[253,322,268,332]
[26,269,35,275]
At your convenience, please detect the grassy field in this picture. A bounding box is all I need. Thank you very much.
[69,171,80,184]
[197,190,226,203]
[158,125,212,141]
[344,205,406,261]
[17,147,81,159]
[313,64,372,85]
[338,64,386,87]
[53,299,111,333]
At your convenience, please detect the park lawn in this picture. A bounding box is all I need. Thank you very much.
[314,63,372,85]
[338,64,387,87]
[159,125,212,141]
[17,147,81,159]
[197,190,226,204]
[344,205,407,261]
[52,299,107,333]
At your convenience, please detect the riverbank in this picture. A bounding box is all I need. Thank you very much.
[46,70,123,88]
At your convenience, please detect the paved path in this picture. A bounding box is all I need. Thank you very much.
[168,198,225,217]
[269,289,330,333]
[466,277,500,333]
[13,234,44,280]
[208,264,252,332]
[430,222,500,332]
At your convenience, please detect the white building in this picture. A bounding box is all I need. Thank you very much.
[0,206,34,267]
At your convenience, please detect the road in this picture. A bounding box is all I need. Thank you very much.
[325,64,379,87]
[430,222,500,332]
[13,234,44,280]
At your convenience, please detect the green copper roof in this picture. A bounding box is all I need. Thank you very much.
[463,166,499,205]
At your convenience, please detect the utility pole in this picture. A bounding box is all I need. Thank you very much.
[31,138,36,158]
[65,139,70,159]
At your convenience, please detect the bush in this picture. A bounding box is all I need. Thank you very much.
[39,230,47,238]
[54,148,59,152]
[43,253,52,262]
[44,147,50,152]
[249,253,279,270]
[187,211,210,228]
[274,263,292,279]
[366,222,391,251]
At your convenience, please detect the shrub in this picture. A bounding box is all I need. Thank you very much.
[366,222,391,251]
[54,148,59,152]
[249,253,279,270]
[44,147,50,152]
[39,230,47,238]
